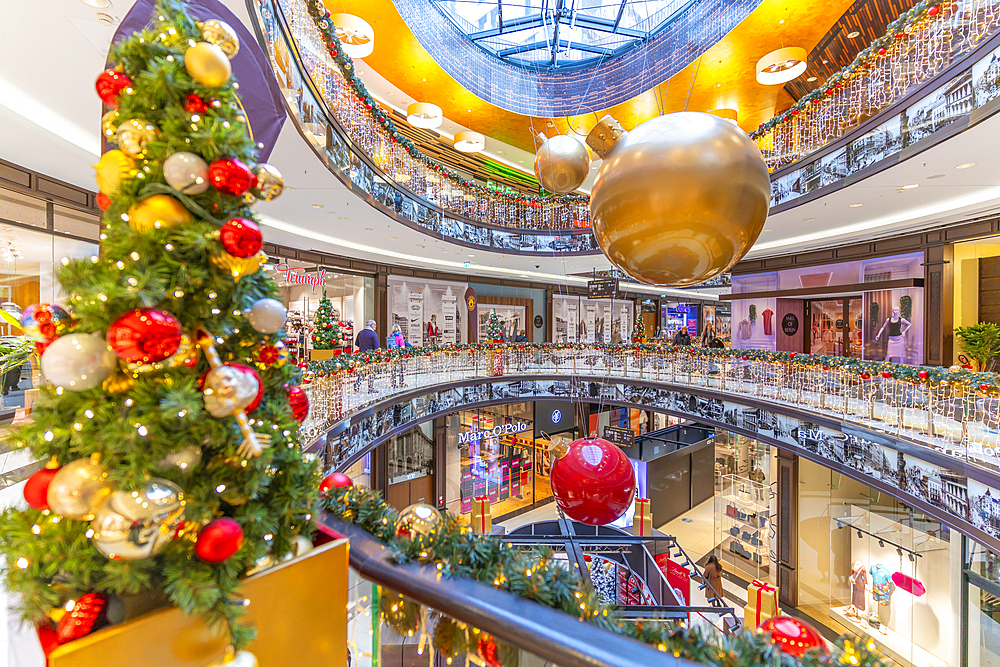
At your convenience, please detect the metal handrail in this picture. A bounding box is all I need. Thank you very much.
[320,515,698,667]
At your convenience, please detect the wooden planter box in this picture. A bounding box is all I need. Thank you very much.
[45,538,348,667]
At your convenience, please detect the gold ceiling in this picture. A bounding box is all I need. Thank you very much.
[323,0,855,154]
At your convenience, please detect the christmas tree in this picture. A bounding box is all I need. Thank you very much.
[310,291,344,350]
[632,314,645,342]
[486,310,504,342]
[0,1,317,651]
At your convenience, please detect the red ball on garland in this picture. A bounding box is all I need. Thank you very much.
[24,466,60,510]
[757,616,828,658]
[96,192,111,211]
[918,369,929,379]
[56,593,111,644]
[981,383,991,392]
[878,47,888,55]
[185,93,210,114]
[95,69,131,108]
[550,438,635,525]
[219,218,263,258]
[860,372,871,380]
[882,371,892,378]
[287,384,310,422]
[790,352,797,358]
[928,5,940,16]
[195,517,244,563]
[107,308,183,364]
[742,355,749,361]
[319,472,353,493]
[208,158,257,196]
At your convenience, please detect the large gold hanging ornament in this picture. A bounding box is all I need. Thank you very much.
[252,163,284,201]
[395,502,443,549]
[46,454,113,520]
[101,110,120,143]
[90,478,185,560]
[115,118,159,158]
[211,249,266,282]
[94,150,136,196]
[185,42,231,88]
[587,112,770,287]
[127,194,192,232]
[199,19,240,59]
[533,132,590,194]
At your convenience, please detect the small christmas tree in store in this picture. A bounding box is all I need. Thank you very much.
[0,1,316,653]
[487,310,504,343]
[632,314,645,343]
[310,291,344,350]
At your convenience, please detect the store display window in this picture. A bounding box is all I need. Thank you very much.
[388,276,466,347]
[552,295,632,344]
[797,459,959,667]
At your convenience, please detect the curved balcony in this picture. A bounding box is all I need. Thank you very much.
[248,0,602,255]
[756,0,1000,210]
[300,346,1000,555]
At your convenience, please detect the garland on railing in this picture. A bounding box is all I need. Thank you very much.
[750,1,942,140]
[324,486,887,666]
[301,0,589,206]
[303,342,1000,394]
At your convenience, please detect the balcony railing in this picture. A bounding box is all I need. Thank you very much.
[249,0,600,251]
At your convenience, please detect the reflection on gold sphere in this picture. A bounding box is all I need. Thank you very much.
[588,112,770,287]
[90,478,185,560]
[395,502,442,547]
[200,19,240,59]
[534,134,590,194]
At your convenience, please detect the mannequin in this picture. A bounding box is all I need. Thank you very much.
[874,307,911,363]
[847,560,867,618]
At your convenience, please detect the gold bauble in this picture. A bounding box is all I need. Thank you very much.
[101,110,120,142]
[395,502,442,547]
[200,19,240,58]
[47,455,113,520]
[210,250,266,281]
[185,42,231,88]
[90,478,185,560]
[94,150,136,196]
[534,133,590,194]
[127,194,192,232]
[587,112,771,287]
[252,163,284,201]
[116,118,159,158]
[102,373,136,394]
[548,438,569,463]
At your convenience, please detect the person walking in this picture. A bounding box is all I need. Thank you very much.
[386,324,411,387]
[672,326,692,346]
[355,320,379,392]
[704,555,724,605]
[701,322,716,347]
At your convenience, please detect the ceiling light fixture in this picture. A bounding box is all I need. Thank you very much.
[849,203,864,207]
[80,0,111,6]
[312,204,324,209]
[902,183,919,189]
[956,162,976,169]
[454,131,485,153]
[847,31,860,38]
[806,76,818,82]
[406,102,442,129]
[756,47,808,85]
[708,108,738,125]
[331,14,374,58]
[927,174,946,179]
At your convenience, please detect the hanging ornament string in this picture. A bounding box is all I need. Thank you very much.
[683,56,702,112]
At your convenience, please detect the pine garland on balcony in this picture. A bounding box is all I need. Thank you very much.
[323,485,888,667]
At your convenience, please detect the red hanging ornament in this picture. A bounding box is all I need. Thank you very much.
[107,308,183,364]
[96,192,111,211]
[319,472,353,493]
[477,633,502,667]
[918,369,929,379]
[208,158,257,196]
[219,218,263,258]
[95,69,132,108]
[195,517,244,563]
[287,384,310,422]
[185,93,210,114]
[56,593,111,644]
[550,438,635,525]
[24,465,60,510]
[757,616,828,658]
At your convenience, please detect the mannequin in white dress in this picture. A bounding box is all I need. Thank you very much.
[875,307,911,363]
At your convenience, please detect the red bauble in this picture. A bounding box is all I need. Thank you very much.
[107,308,183,364]
[918,369,929,379]
[208,158,257,196]
[56,593,109,644]
[319,472,353,493]
[23,466,60,510]
[287,384,309,422]
[878,47,888,55]
[95,69,131,108]
[790,352,796,358]
[757,616,828,658]
[550,438,635,525]
[928,5,940,16]
[742,355,748,361]
[219,218,263,258]
[230,363,264,414]
[981,383,991,392]
[185,93,210,113]
[96,192,111,211]
[195,518,244,563]
[882,371,892,378]
[860,373,871,380]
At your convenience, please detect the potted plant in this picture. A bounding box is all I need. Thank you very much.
[955,322,1000,372]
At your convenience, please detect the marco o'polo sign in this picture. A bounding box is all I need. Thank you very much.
[458,422,528,444]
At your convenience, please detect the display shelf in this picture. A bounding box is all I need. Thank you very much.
[830,606,946,667]
[716,474,771,581]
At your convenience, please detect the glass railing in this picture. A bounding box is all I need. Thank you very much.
[248,0,600,252]
[755,0,1000,207]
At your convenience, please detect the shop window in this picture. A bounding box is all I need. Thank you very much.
[966,540,1000,667]
[0,190,47,230]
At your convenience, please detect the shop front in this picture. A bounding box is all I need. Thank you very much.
[552,294,633,344]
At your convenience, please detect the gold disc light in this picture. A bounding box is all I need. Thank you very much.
[708,108,738,125]
[755,47,807,85]
[331,14,374,58]
[454,131,485,153]
[407,102,443,129]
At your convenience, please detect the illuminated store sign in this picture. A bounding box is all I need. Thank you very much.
[458,422,528,444]
[275,263,327,292]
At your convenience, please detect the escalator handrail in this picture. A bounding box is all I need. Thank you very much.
[319,514,697,667]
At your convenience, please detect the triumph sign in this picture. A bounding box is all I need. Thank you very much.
[458,421,528,444]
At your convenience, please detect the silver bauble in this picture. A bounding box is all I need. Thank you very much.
[200,19,240,59]
[47,456,113,520]
[158,445,203,472]
[534,133,590,194]
[587,112,770,287]
[41,333,117,391]
[163,152,209,195]
[90,478,185,560]
[246,298,287,334]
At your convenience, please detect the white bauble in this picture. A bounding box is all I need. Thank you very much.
[163,152,209,194]
[41,333,116,391]
[246,298,287,334]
